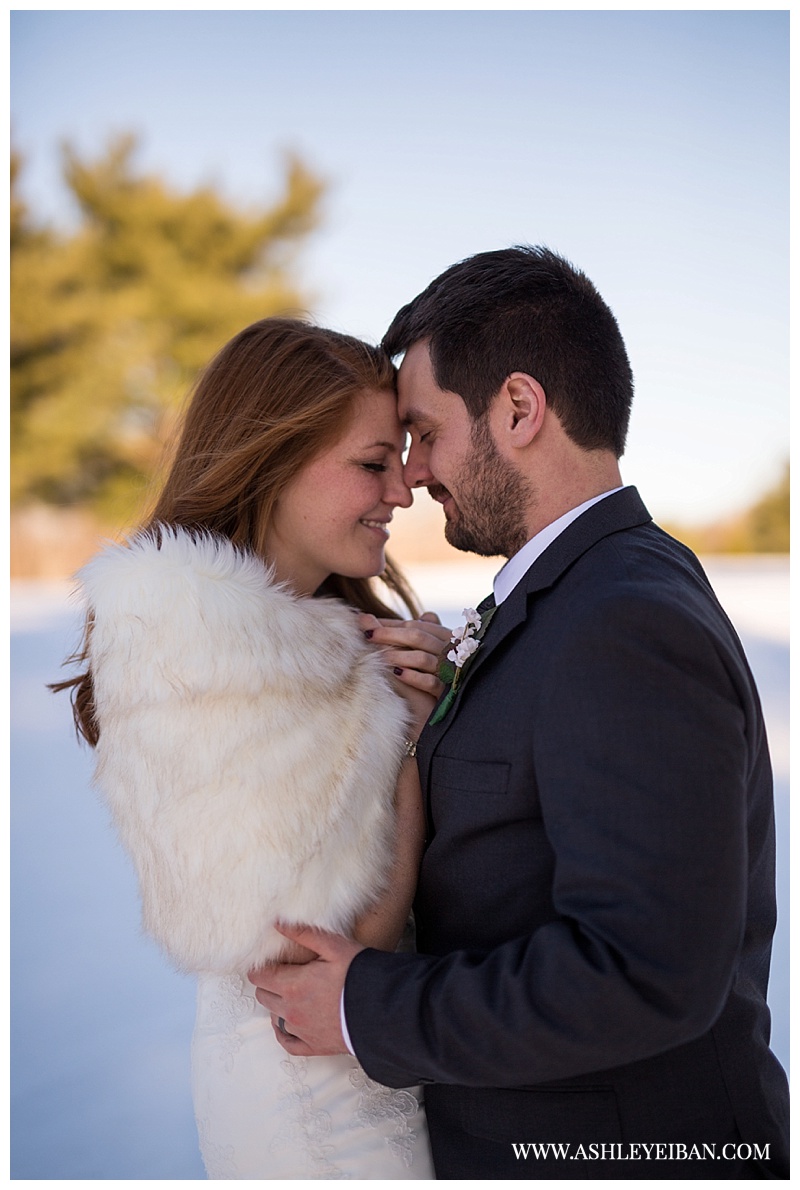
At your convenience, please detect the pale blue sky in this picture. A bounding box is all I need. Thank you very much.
[11,9,789,525]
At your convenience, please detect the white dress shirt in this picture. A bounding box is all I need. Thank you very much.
[339,485,626,1054]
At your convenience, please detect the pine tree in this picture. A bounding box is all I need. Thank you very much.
[11,135,325,523]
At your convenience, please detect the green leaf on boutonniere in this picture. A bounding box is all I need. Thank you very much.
[429,685,458,725]
[437,657,456,685]
[428,603,497,727]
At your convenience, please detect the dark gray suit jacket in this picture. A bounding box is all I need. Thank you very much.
[346,488,789,1178]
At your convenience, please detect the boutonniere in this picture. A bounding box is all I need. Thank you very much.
[429,604,497,725]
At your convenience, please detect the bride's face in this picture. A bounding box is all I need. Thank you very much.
[265,388,412,595]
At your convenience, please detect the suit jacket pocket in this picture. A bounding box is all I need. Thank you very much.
[458,1085,622,1144]
[431,756,510,795]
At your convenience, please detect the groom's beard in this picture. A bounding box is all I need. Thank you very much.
[432,416,532,559]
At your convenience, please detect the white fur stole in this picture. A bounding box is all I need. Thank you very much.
[79,527,409,974]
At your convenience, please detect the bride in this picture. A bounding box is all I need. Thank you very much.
[55,319,449,1178]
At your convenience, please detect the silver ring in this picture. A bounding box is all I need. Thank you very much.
[277,1016,289,1036]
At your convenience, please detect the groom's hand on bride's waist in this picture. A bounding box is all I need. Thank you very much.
[248,924,363,1056]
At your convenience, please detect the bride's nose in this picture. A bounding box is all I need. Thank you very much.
[383,467,413,509]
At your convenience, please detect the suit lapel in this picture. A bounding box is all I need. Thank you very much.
[418,487,652,790]
[519,485,651,596]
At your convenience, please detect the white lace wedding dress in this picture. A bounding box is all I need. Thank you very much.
[191,972,433,1179]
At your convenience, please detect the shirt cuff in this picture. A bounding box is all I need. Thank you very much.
[340,987,356,1056]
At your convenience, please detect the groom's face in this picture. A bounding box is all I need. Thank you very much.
[398,341,530,558]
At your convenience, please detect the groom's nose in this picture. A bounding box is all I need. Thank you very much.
[403,442,435,489]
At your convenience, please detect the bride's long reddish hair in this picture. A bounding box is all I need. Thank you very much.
[53,318,420,745]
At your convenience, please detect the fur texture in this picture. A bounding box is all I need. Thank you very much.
[79,527,409,975]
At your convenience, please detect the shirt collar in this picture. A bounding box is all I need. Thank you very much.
[493,487,627,605]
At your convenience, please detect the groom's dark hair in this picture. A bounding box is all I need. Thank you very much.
[383,245,633,457]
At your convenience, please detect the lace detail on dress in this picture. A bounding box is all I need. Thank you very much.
[348,1066,420,1168]
[192,974,432,1178]
[274,1056,349,1179]
[204,974,254,1073]
[197,1115,239,1179]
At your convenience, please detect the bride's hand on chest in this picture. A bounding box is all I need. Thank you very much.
[358,612,451,736]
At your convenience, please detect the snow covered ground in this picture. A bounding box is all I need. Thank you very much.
[10,557,789,1179]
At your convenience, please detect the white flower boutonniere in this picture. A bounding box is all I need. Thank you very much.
[430,604,496,725]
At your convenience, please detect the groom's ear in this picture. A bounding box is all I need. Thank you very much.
[498,373,546,449]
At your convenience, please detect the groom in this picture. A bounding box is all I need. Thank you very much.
[251,247,789,1178]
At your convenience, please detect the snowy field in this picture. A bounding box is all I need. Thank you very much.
[10,557,790,1180]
